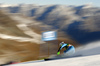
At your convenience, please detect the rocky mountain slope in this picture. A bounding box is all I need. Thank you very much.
[1,4,100,44]
[0,10,78,64]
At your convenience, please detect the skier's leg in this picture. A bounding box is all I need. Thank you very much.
[63,46,75,56]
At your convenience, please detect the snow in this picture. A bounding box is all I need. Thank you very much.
[8,54,100,66]
[73,41,100,56]
[0,4,18,7]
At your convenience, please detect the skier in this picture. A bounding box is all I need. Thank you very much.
[57,42,75,56]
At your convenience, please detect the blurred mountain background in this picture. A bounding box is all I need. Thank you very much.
[0,4,100,64]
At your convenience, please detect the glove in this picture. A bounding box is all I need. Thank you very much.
[57,52,60,55]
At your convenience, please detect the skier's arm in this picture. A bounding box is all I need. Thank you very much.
[57,44,68,55]
[57,45,66,55]
[57,46,61,52]
[57,44,67,52]
[57,46,62,55]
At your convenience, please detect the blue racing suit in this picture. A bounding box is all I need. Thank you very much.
[57,43,74,55]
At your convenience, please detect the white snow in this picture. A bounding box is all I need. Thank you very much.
[73,41,100,56]
[8,54,100,66]
[0,33,42,44]
[0,4,18,7]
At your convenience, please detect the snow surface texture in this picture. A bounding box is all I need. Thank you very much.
[73,41,100,56]
[8,54,100,66]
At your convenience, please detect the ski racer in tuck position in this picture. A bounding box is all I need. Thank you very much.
[57,42,75,56]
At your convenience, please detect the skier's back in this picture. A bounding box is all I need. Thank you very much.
[57,42,75,56]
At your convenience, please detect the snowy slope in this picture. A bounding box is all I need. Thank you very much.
[73,41,100,56]
[8,54,100,66]
[7,41,100,66]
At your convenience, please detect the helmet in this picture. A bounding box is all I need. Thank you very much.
[60,42,64,46]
